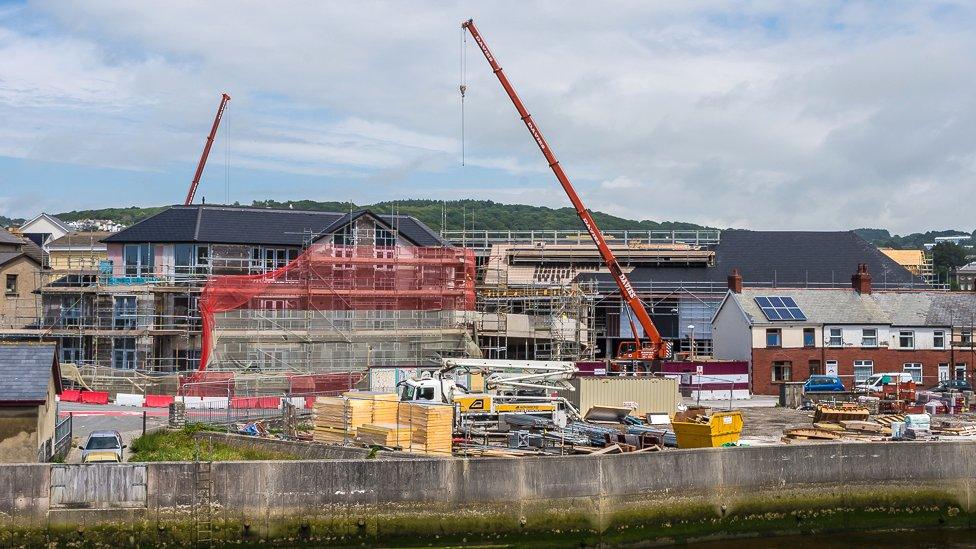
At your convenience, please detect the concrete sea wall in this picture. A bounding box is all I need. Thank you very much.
[1,441,975,546]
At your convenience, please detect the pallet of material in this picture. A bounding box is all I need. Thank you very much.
[343,391,401,424]
[404,402,454,456]
[357,422,414,448]
[313,425,356,444]
[314,396,373,429]
[840,420,887,434]
[813,404,869,423]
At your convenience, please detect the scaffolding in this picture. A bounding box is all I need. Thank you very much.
[199,244,478,374]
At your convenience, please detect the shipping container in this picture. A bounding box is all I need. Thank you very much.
[568,376,680,417]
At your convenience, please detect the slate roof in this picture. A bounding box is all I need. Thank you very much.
[103,205,447,247]
[577,230,923,288]
[0,228,22,246]
[727,288,976,327]
[0,343,61,403]
[0,250,40,268]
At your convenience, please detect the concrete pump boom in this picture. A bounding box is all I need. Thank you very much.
[461,19,671,361]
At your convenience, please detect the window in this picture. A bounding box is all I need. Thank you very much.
[249,247,298,273]
[60,338,83,364]
[113,296,138,329]
[4,274,16,295]
[933,330,946,349]
[898,330,915,349]
[112,337,137,370]
[825,360,838,376]
[375,226,396,247]
[808,359,821,376]
[962,329,973,345]
[174,244,210,277]
[332,225,354,246]
[765,329,781,347]
[861,328,877,347]
[903,362,922,383]
[772,361,792,382]
[803,328,816,347]
[123,243,153,277]
[956,363,968,380]
[59,296,81,327]
[827,328,843,347]
[853,360,874,382]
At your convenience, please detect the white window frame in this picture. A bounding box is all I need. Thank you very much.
[112,295,139,329]
[123,243,154,277]
[771,361,792,382]
[938,363,950,381]
[825,360,838,376]
[853,360,874,382]
[827,327,843,347]
[903,362,922,383]
[765,328,782,348]
[898,330,915,349]
[956,363,968,380]
[802,328,816,348]
[933,330,946,349]
[861,328,878,347]
[112,337,138,370]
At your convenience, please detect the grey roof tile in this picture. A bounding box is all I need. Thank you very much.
[0,228,22,245]
[0,343,58,402]
[103,205,446,247]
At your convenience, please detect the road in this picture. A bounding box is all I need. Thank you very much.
[59,402,167,463]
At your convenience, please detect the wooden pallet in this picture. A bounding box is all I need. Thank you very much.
[873,414,906,427]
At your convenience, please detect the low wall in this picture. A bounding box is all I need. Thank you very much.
[1,441,974,546]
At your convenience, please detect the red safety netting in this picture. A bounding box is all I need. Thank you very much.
[196,244,476,371]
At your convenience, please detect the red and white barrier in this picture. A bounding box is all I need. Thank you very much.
[115,393,145,407]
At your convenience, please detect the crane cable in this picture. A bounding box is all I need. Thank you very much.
[460,27,467,166]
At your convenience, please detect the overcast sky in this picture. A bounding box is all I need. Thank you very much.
[0,1,973,233]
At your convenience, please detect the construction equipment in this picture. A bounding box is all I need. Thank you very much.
[398,358,579,423]
[184,93,231,205]
[461,19,671,361]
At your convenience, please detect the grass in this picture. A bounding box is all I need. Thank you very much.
[128,425,297,462]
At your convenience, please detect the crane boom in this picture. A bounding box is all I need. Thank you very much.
[184,93,231,206]
[461,19,670,360]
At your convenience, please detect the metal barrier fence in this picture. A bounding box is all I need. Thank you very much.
[51,413,73,462]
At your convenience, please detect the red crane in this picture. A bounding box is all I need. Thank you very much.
[184,93,231,205]
[462,19,671,361]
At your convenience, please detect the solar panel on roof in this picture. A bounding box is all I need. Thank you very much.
[754,296,807,321]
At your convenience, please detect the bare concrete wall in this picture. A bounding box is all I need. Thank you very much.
[1,441,975,544]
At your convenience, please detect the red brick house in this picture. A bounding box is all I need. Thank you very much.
[712,266,976,395]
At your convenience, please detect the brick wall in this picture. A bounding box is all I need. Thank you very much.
[751,346,976,395]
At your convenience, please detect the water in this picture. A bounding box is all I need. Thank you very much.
[686,529,976,548]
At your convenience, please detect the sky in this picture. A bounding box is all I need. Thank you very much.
[0,1,974,233]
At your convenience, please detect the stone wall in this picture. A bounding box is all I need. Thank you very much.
[0,441,974,545]
[0,407,39,463]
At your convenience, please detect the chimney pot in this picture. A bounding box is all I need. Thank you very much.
[852,263,872,294]
[728,268,743,293]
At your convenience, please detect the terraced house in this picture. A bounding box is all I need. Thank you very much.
[712,265,976,395]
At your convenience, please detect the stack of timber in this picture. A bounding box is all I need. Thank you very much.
[312,396,373,444]
[784,411,911,443]
[344,391,400,423]
[932,422,976,436]
[357,423,415,448]
[403,402,454,456]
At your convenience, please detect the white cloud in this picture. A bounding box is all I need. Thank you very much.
[0,1,973,232]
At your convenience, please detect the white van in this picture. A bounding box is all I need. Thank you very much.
[855,372,914,392]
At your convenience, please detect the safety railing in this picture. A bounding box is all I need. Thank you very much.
[442,229,722,253]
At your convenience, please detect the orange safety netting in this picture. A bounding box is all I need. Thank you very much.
[197,244,476,371]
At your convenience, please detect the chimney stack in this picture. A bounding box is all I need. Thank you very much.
[728,268,743,293]
[852,263,872,294]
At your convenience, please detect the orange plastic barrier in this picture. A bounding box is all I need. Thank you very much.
[144,394,175,408]
[80,391,110,405]
[60,389,81,402]
[258,397,281,409]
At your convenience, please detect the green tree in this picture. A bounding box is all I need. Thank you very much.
[932,242,969,279]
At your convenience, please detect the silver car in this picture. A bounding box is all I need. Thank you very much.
[79,430,125,463]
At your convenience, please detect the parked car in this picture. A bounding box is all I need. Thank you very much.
[855,372,914,393]
[929,379,973,393]
[803,375,846,393]
[79,430,125,463]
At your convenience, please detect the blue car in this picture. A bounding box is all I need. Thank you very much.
[803,375,845,393]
